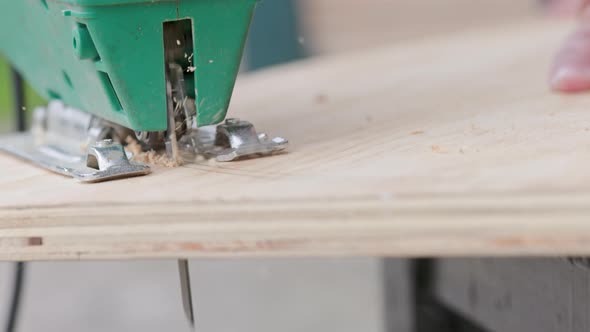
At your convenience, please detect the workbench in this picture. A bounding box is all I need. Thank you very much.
[1,19,590,331]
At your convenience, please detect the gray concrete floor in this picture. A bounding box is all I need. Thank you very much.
[0,259,386,332]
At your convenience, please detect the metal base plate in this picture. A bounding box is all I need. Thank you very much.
[0,133,150,183]
[0,101,150,183]
[181,118,288,161]
[0,102,287,183]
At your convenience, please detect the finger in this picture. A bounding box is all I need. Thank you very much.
[544,0,585,16]
[550,23,590,92]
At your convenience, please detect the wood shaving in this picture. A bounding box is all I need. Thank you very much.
[125,136,143,155]
[431,145,448,154]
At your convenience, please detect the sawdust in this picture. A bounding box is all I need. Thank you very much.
[314,94,328,104]
[431,145,448,154]
[125,136,143,155]
[125,136,182,168]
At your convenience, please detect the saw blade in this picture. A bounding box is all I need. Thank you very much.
[178,259,195,328]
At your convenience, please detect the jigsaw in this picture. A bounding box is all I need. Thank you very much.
[0,0,289,327]
[0,0,287,182]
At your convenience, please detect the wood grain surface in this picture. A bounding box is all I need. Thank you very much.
[0,19,587,261]
[298,0,536,54]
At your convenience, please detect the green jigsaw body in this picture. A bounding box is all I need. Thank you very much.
[0,0,257,131]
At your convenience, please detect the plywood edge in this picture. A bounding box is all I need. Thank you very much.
[1,192,589,261]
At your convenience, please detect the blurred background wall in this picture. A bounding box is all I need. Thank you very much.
[298,0,537,55]
[0,1,544,331]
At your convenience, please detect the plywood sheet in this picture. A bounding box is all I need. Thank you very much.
[0,20,587,261]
